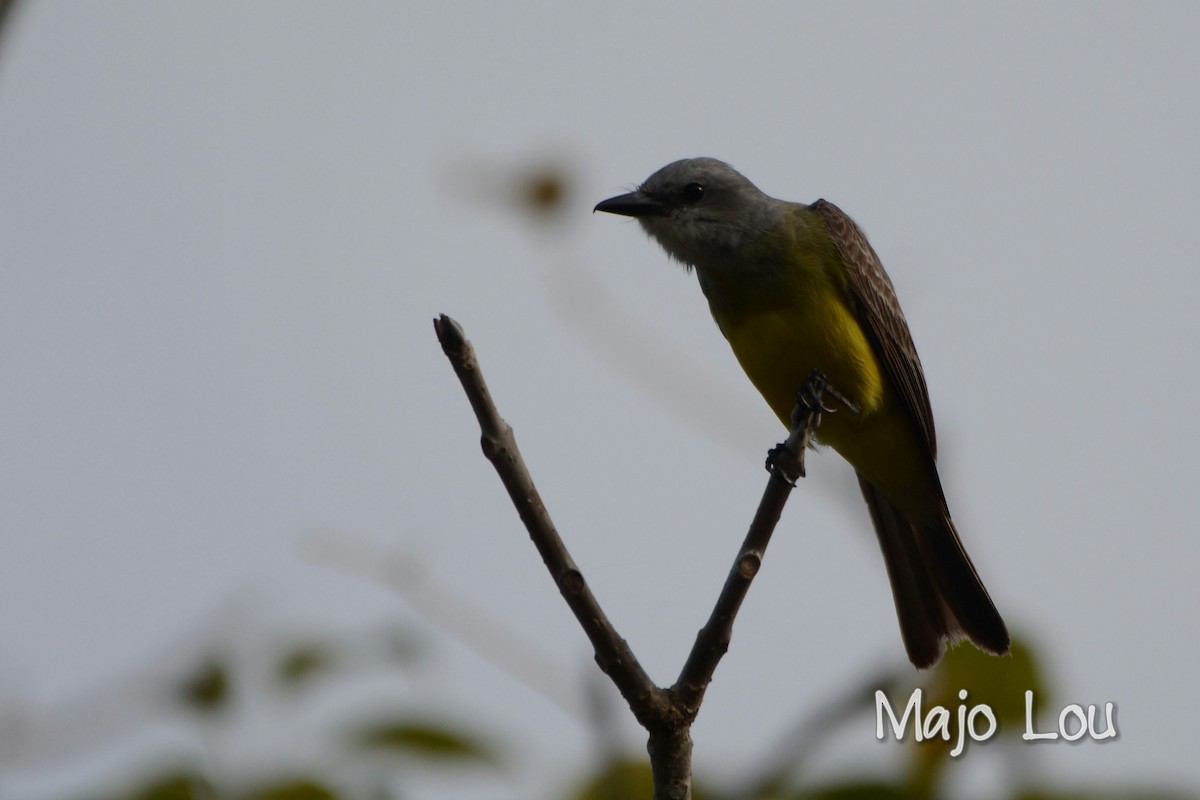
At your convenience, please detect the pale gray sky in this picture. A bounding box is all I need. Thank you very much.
[2,3,1198,798]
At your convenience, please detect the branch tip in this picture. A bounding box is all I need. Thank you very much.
[433,313,467,357]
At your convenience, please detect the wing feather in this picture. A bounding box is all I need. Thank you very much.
[811,199,938,460]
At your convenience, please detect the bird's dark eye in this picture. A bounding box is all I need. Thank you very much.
[681,182,705,204]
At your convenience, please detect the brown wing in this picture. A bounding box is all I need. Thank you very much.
[811,199,938,459]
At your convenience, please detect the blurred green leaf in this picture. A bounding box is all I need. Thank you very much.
[794,782,914,800]
[1016,789,1198,800]
[351,719,494,764]
[237,778,338,800]
[178,656,230,714]
[926,635,1047,727]
[903,633,1044,788]
[113,770,214,800]
[276,643,334,687]
[569,758,654,800]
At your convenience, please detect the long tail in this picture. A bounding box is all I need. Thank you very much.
[857,475,1010,668]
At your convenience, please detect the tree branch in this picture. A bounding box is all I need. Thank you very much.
[433,315,659,714]
[433,314,816,800]
[671,469,794,711]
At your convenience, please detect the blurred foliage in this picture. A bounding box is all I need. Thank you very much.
[520,167,569,218]
[908,637,1048,792]
[351,719,495,765]
[115,770,214,800]
[10,624,1195,800]
[713,633,1192,800]
[109,772,343,800]
[790,783,914,800]
[446,153,574,228]
[237,778,339,800]
[178,656,231,715]
[64,626,498,800]
[568,757,655,800]
[1011,792,1196,800]
[275,643,335,687]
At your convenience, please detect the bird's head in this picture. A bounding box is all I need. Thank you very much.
[594,158,784,271]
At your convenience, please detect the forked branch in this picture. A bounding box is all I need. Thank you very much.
[434,314,827,800]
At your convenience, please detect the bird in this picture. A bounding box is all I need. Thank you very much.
[594,158,1009,668]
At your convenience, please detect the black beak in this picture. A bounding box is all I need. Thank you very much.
[593,190,667,217]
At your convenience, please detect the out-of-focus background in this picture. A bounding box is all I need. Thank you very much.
[2,3,1198,799]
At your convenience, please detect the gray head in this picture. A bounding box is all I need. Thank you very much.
[594,158,785,270]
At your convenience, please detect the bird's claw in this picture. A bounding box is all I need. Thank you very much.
[767,370,858,484]
[797,370,860,417]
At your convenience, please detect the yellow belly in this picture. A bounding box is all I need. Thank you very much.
[717,287,937,514]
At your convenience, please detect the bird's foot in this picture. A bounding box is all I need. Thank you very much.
[766,370,859,485]
[796,370,860,418]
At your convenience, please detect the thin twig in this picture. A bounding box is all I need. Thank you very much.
[433,315,660,716]
[673,370,849,710]
[672,471,794,711]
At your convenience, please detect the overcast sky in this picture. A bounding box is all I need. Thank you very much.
[2,3,1198,798]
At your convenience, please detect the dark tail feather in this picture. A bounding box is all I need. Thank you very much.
[857,475,1010,669]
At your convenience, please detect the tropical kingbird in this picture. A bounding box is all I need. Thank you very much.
[595,158,1008,668]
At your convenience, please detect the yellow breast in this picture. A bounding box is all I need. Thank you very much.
[717,281,884,426]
